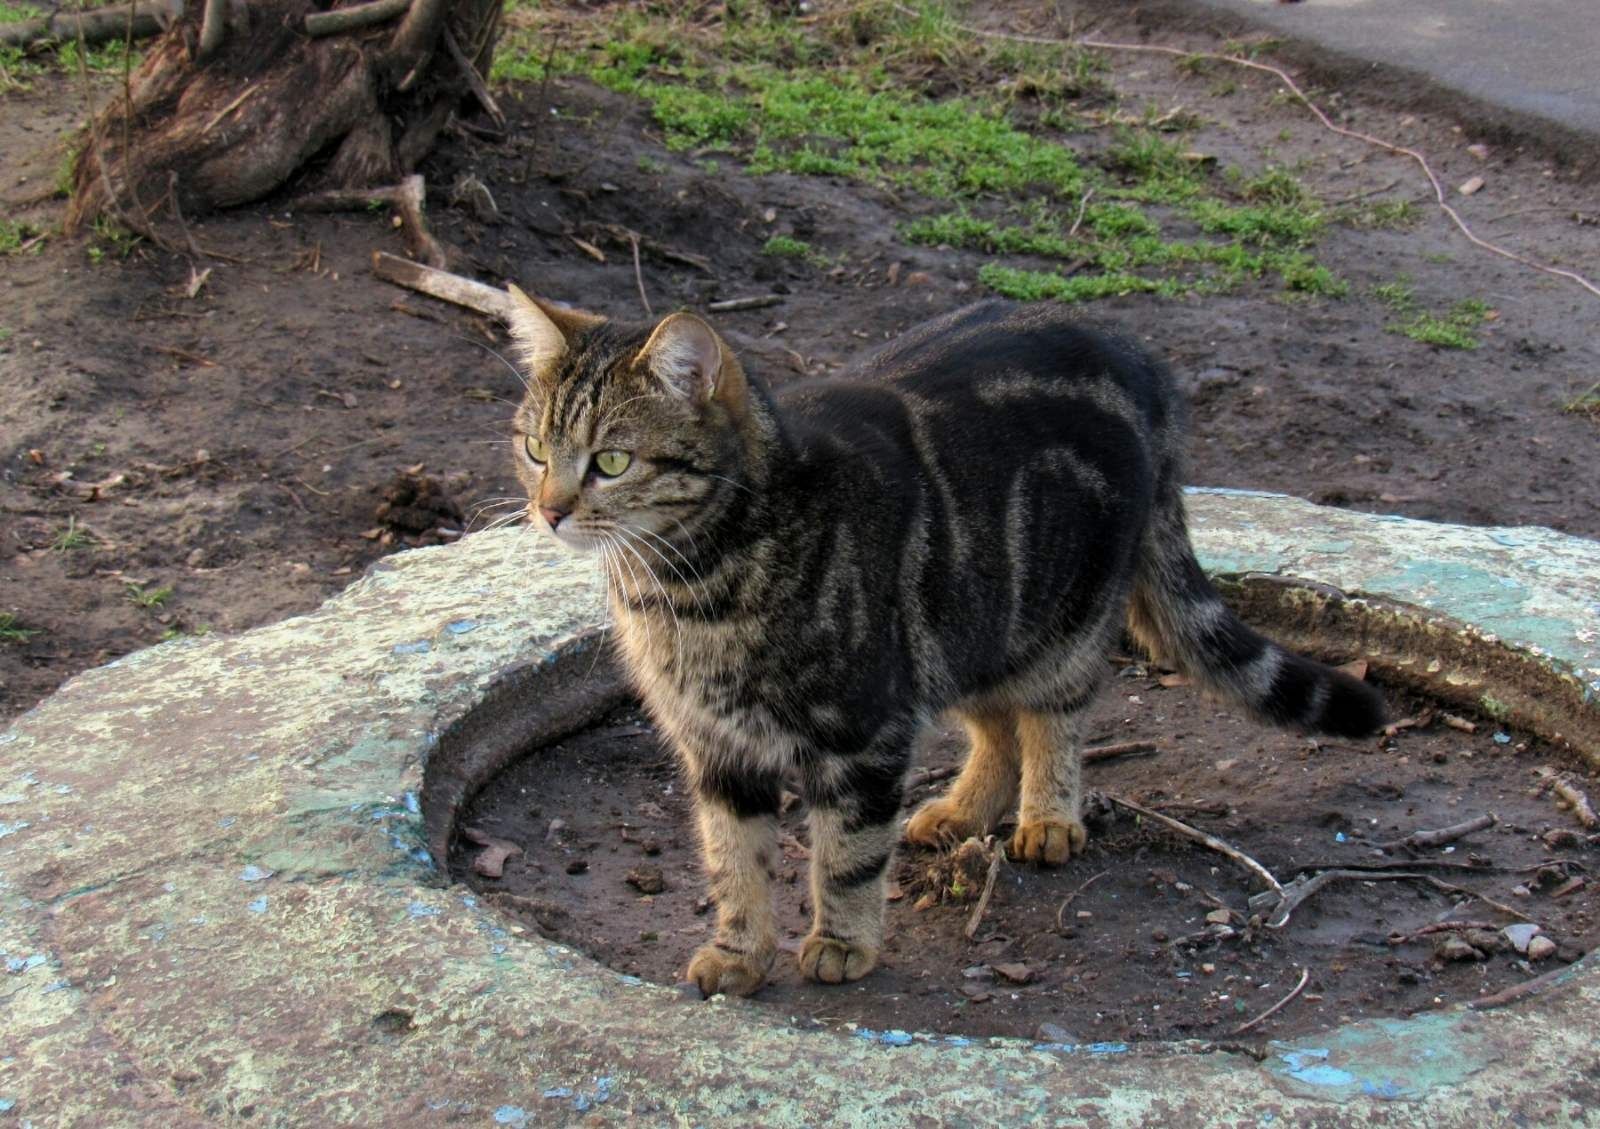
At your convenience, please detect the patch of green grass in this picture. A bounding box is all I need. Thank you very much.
[1391,297,1489,350]
[51,518,92,553]
[1188,199,1324,247]
[0,1,44,21]
[1562,381,1600,421]
[978,263,1181,303]
[636,154,667,174]
[0,218,31,254]
[89,214,140,261]
[56,35,140,75]
[1371,277,1416,311]
[0,612,39,645]
[125,582,173,609]
[1340,199,1421,230]
[761,234,811,257]
[901,211,1079,257]
[1103,130,1207,202]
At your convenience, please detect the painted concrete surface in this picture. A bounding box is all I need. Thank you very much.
[1143,0,1600,151]
[1,494,1598,1126]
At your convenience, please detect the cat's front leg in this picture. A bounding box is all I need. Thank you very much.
[682,756,782,997]
[798,750,909,984]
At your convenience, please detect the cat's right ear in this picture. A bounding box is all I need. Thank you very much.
[504,285,603,388]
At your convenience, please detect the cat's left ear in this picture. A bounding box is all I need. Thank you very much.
[504,285,603,387]
[637,312,745,410]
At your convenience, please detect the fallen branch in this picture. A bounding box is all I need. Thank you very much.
[304,0,412,38]
[906,764,959,790]
[371,252,509,318]
[1535,766,1598,829]
[963,837,1004,941]
[597,223,715,273]
[1380,812,1497,852]
[1105,792,1284,898]
[196,0,226,58]
[1231,967,1309,1035]
[442,25,506,131]
[0,0,177,48]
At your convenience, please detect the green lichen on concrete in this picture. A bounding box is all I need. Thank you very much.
[2,502,1599,1125]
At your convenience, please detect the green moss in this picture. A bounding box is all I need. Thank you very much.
[978,264,1173,303]
[1388,295,1489,349]
[0,612,38,644]
[901,211,1079,257]
[762,234,812,258]
[1188,199,1324,247]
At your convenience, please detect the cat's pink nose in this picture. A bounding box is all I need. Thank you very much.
[540,504,571,529]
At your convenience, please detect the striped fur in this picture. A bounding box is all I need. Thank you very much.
[507,296,1386,996]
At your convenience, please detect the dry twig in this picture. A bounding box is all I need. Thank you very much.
[1468,964,1574,1011]
[1380,812,1497,852]
[1231,967,1309,1035]
[1055,869,1110,930]
[1106,793,1284,898]
[963,837,1004,940]
[1083,740,1158,764]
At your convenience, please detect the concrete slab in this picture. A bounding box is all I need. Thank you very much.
[1107,0,1600,164]
[2,493,1598,1126]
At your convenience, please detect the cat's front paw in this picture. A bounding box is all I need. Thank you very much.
[1010,816,1087,866]
[686,942,774,997]
[798,933,878,984]
[904,797,981,848]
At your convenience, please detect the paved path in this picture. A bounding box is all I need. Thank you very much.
[1146,0,1599,153]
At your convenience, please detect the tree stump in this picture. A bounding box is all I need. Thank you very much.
[65,0,504,234]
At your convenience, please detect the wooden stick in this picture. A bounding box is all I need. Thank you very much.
[1106,793,1284,897]
[629,232,653,318]
[1468,964,1574,1011]
[1536,766,1599,829]
[1266,869,1534,930]
[298,175,445,266]
[1083,740,1158,764]
[1380,812,1496,852]
[197,0,226,57]
[963,838,1003,941]
[0,0,177,48]
[1387,921,1501,945]
[305,0,411,38]
[707,295,784,312]
[442,25,506,130]
[370,252,510,318]
[1231,967,1309,1035]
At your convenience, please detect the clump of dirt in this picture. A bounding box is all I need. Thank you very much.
[453,672,1598,1043]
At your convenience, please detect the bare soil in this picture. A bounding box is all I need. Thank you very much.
[3,8,1599,722]
[452,677,1598,1044]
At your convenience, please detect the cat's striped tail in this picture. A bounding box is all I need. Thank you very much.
[1126,497,1387,739]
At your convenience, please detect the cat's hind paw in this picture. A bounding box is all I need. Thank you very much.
[686,942,774,997]
[798,933,878,984]
[1010,815,1087,866]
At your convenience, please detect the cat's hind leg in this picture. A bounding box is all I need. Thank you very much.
[798,746,912,984]
[903,708,1019,848]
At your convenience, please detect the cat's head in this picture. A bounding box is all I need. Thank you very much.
[505,286,754,557]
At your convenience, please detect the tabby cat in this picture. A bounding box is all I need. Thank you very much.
[505,291,1385,996]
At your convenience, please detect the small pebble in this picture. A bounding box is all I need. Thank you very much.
[1502,923,1540,954]
[1035,1022,1078,1044]
[1435,936,1485,962]
[1527,936,1557,961]
[1205,908,1232,925]
[564,859,588,875]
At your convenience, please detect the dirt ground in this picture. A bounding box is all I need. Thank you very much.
[2,13,1598,717]
[454,677,1598,1043]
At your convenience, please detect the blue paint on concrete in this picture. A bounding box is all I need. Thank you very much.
[407,901,441,919]
[493,1105,529,1126]
[393,640,431,655]
[238,865,273,882]
[247,896,268,914]
[447,619,479,635]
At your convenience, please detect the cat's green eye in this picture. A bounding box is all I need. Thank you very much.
[593,450,632,478]
[524,434,549,464]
